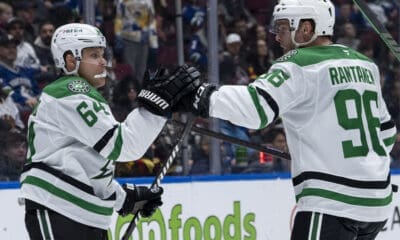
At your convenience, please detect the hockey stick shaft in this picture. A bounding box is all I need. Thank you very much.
[121,116,195,240]
[353,0,400,62]
[171,120,292,160]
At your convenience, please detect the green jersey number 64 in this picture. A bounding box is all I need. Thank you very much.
[77,100,109,127]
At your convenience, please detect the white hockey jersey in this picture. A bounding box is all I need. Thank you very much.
[209,44,397,222]
[20,76,166,229]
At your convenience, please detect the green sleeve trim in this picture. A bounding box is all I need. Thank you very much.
[296,188,392,207]
[383,133,397,147]
[247,86,268,129]
[22,176,113,216]
[107,125,123,161]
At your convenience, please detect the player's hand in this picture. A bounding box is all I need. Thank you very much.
[25,97,38,108]
[137,64,201,117]
[118,184,163,217]
[172,83,217,118]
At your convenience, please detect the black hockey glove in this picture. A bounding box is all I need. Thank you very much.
[172,83,217,118]
[137,64,201,116]
[118,183,163,218]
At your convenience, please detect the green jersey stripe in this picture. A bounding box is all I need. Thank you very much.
[296,188,392,207]
[383,133,397,146]
[107,125,123,160]
[27,122,36,163]
[22,176,113,216]
[247,86,268,129]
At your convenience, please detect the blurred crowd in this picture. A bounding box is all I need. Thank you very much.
[0,0,400,181]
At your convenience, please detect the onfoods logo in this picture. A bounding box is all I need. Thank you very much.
[112,201,256,240]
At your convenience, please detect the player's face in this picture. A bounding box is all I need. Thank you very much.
[79,47,107,88]
[273,19,296,54]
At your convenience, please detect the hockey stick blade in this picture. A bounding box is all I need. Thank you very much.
[353,0,400,62]
[121,115,195,240]
[171,120,291,160]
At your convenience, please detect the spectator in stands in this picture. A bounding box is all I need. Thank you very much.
[336,22,360,50]
[219,0,255,29]
[43,0,75,27]
[384,78,400,130]
[33,21,57,88]
[0,131,27,181]
[13,1,37,44]
[189,135,211,175]
[6,17,41,70]
[390,134,400,168]
[242,23,268,62]
[357,41,375,61]
[219,33,250,85]
[243,128,289,173]
[0,32,40,112]
[184,2,208,71]
[334,2,365,37]
[0,83,24,132]
[390,133,400,169]
[247,39,274,81]
[0,2,13,32]
[115,0,158,84]
[264,128,289,172]
[111,75,140,122]
[153,9,178,69]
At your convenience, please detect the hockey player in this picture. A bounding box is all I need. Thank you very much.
[20,23,200,239]
[172,0,398,239]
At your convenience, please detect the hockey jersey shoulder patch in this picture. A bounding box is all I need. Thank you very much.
[43,76,107,103]
[275,50,298,62]
[67,79,90,93]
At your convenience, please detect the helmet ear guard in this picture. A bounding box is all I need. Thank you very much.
[270,0,335,47]
[51,23,107,75]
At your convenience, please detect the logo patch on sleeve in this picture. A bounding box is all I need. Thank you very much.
[68,79,90,93]
[276,50,298,62]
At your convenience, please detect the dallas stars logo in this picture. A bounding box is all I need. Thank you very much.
[276,50,298,62]
[67,79,90,93]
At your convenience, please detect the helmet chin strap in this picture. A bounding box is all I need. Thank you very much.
[291,31,318,48]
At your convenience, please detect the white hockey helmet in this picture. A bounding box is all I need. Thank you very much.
[271,0,335,46]
[51,23,106,75]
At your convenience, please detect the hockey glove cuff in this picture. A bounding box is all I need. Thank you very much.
[118,183,163,217]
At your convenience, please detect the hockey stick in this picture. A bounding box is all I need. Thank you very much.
[121,116,195,240]
[171,120,292,160]
[353,0,400,62]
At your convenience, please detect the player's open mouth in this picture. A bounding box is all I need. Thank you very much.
[94,70,107,78]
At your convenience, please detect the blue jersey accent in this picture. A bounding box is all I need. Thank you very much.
[0,63,40,106]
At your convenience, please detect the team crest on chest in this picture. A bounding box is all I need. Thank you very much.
[68,79,90,93]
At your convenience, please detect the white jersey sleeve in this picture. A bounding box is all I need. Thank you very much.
[209,54,307,129]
